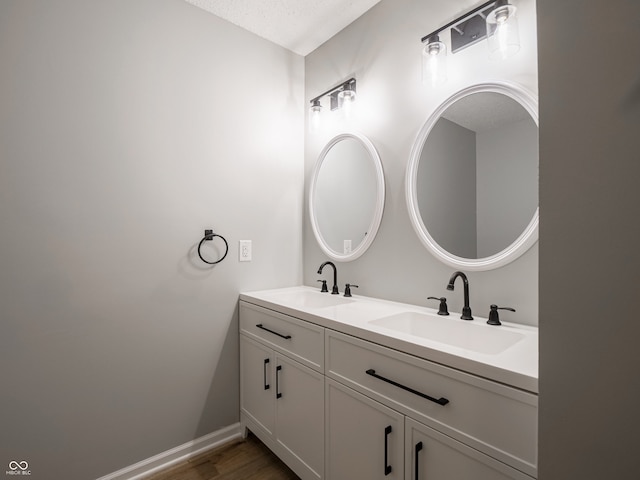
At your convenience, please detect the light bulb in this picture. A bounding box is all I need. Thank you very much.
[422,35,447,86]
[486,1,520,60]
[338,85,356,118]
[309,100,322,133]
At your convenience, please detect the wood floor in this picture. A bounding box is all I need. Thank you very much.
[145,433,300,480]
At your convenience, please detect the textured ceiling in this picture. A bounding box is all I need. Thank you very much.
[443,92,533,132]
[184,0,382,56]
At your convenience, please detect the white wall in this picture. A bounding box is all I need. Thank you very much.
[538,0,640,478]
[304,0,539,325]
[0,1,303,478]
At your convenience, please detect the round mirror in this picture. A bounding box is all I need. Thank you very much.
[310,133,385,261]
[406,82,538,271]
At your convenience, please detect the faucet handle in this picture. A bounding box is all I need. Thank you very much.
[344,284,359,297]
[317,279,328,293]
[487,304,516,326]
[427,296,449,316]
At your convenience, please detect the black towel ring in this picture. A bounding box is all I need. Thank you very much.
[197,230,229,265]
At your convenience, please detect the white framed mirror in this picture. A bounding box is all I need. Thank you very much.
[310,133,385,262]
[406,82,538,271]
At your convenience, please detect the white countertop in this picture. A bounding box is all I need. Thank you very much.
[239,286,538,394]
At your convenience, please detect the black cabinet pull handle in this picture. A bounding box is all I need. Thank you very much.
[263,358,270,390]
[276,365,282,399]
[415,441,423,480]
[366,369,449,406]
[256,324,292,340]
[384,425,392,476]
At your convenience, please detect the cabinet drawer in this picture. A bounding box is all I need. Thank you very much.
[326,330,537,477]
[240,301,324,372]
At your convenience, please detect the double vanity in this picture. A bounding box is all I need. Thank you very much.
[239,80,540,479]
[239,286,538,480]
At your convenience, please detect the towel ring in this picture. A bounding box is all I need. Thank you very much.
[197,230,229,265]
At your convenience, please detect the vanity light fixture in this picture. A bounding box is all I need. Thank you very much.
[309,99,322,133]
[421,0,520,84]
[308,78,357,132]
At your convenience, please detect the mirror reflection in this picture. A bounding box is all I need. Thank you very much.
[407,83,539,270]
[310,133,384,261]
[417,92,538,258]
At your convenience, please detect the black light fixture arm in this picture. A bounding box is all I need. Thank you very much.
[309,77,356,105]
[420,0,496,43]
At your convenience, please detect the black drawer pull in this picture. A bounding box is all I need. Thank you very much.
[276,365,283,399]
[415,441,423,480]
[384,425,392,475]
[263,358,270,390]
[256,324,292,340]
[366,369,449,406]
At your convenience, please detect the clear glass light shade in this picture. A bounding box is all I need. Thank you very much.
[338,87,356,118]
[421,38,447,86]
[486,2,520,60]
[309,101,322,133]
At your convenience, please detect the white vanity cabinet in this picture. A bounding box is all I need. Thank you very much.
[325,330,538,479]
[325,377,533,480]
[239,290,538,480]
[239,302,325,480]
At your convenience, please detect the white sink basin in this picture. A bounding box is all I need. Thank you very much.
[267,290,354,309]
[369,311,524,355]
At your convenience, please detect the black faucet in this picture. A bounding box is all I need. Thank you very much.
[317,261,339,294]
[446,271,473,320]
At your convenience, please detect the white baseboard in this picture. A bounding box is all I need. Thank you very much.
[97,422,243,480]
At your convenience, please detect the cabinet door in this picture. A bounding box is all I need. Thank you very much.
[240,334,275,436]
[275,353,325,480]
[405,418,534,480]
[326,378,404,480]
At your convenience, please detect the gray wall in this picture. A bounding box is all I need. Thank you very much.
[476,118,538,257]
[0,1,303,478]
[304,0,539,326]
[538,0,640,478]
[418,118,477,258]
